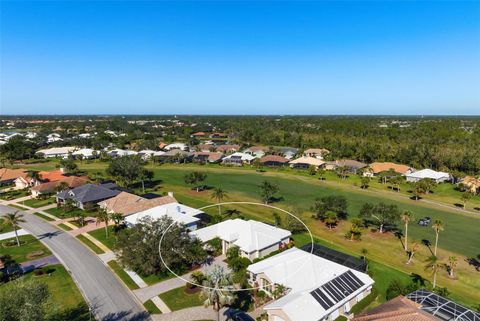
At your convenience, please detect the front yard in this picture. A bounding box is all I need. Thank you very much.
[22,197,55,208]
[1,234,52,263]
[45,206,86,218]
[158,286,204,311]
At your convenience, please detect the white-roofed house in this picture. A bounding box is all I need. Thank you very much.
[138,150,156,160]
[125,202,205,231]
[107,149,138,158]
[164,143,189,151]
[190,219,291,260]
[221,152,256,166]
[405,169,451,183]
[247,247,374,321]
[72,148,98,159]
[36,147,77,159]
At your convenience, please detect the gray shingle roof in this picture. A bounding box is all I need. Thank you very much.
[58,184,121,203]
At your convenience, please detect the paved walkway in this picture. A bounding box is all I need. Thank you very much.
[134,255,228,303]
[151,306,229,321]
[0,195,32,205]
[0,228,29,240]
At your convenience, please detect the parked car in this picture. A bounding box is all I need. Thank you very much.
[418,217,431,226]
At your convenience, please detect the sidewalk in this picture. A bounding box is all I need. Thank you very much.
[133,254,228,303]
[0,228,29,240]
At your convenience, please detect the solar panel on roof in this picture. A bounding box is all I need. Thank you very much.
[300,243,367,272]
[310,288,334,310]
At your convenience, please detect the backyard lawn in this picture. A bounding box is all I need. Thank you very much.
[0,234,52,263]
[158,286,204,311]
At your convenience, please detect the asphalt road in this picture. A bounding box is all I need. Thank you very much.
[0,205,150,321]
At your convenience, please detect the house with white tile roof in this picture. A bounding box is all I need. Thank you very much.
[191,219,291,260]
[248,247,374,321]
[406,169,450,183]
[125,202,204,230]
[222,152,256,166]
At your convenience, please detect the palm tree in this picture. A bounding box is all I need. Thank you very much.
[54,181,69,193]
[4,211,26,247]
[401,210,414,252]
[211,188,228,215]
[432,220,444,256]
[425,255,440,288]
[111,212,124,232]
[224,209,241,218]
[200,265,236,321]
[460,192,472,210]
[447,256,458,278]
[96,209,110,237]
[27,170,41,185]
[406,242,419,265]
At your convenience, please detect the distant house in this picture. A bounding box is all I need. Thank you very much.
[244,146,267,158]
[209,132,227,138]
[461,176,480,195]
[106,149,138,158]
[72,148,98,159]
[56,183,122,209]
[289,156,325,169]
[222,152,255,166]
[247,247,374,321]
[191,219,291,260]
[157,149,193,163]
[406,169,450,183]
[13,169,66,190]
[197,144,216,152]
[164,143,189,151]
[125,202,205,231]
[260,155,289,167]
[325,159,368,174]
[191,132,206,138]
[98,191,177,216]
[137,150,156,160]
[364,162,414,177]
[36,147,76,158]
[216,144,240,154]
[158,142,168,150]
[304,148,330,160]
[192,152,224,164]
[276,147,298,160]
[46,133,62,143]
[31,176,88,198]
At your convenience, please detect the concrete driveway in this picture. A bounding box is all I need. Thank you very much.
[0,204,150,321]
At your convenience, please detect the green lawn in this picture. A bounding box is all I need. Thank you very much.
[0,189,30,200]
[0,234,52,263]
[0,218,15,233]
[33,212,56,221]
[76,234,105,254]
[107,260,140,290]
[22,197,55,208]
[158,286,203,311]
[45,206,86,219]
[57,223,73,231]
[6,204,29,211]
[140,272,175,286]
[144,300,162,314]
[88,226,116,250]
[19,264,87,311]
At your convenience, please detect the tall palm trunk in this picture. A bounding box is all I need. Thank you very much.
[433,269,437,288]
[434,232,439,256]
[218,204,221,216]
[404,223,408,252]
[105,222,109,237]
[14,226,20,247]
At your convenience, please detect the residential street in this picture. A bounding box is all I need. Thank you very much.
[0,204,150,321]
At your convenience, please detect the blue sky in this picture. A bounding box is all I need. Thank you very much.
[1,1,479,115]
